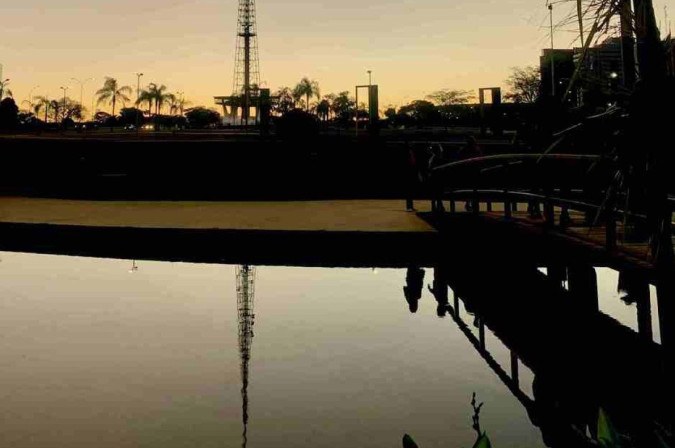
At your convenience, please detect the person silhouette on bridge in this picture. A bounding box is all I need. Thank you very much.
[428,144,447,213]
[403,266,425,313]
[428,267,449,317]
[405,140,420,212]
[459,135,483,212]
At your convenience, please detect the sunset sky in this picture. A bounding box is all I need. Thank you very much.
[1,0,672,114]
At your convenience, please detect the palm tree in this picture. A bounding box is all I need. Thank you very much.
[33,96,51,123]
[96,77,132,117]
[147,83,171,115]
[177,96,191,116]
[168,95,180,115]
[49,99,61,123]
[291,87,304,110]
[160,93,176,115]
[293,78,320,113]
[316,99,330,122]
[136,88,154,116]
[330,91,355,122]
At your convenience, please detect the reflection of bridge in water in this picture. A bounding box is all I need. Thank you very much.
[422,262,673,447]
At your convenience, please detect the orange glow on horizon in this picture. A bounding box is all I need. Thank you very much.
[2,0,672,114]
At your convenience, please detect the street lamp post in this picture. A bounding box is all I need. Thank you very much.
[71,77,93,122]
[136,73,144,132]
[27,85,39,110]
[548,3,556,97]
[60,86,68,124]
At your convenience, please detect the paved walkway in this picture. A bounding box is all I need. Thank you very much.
[0,197,434,233]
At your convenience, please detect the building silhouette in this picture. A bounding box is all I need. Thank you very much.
[540,38,629,107]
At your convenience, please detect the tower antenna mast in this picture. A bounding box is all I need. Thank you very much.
[233,0,260,124]
[236,265,256,448]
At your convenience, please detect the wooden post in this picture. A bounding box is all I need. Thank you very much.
[510,351,519,387]
[472,189,480,215]
[544,198,555,228]
[486,201,493,212]
[605,189,617,251]
[568,264,599,313]
[453,291,459,317]
[547,264,567,288]
[606,210,617,251]
[656,271,675,432]
[478,317,486,351]
[636,282,653,342]
[657,275,675,356]
[450,199,456,213]
[560,207,571,228]
[619,270,653,341]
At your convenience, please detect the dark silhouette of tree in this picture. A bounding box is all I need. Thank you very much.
[177,96,191,116]
[136,87,154,116]
[273,87,295,115]
[49,100,61,123]
[33,96,51,123]
[275,109,319,139]
[293,77,320,113]
[557,0,674,264]
[150,84,173,115]
[134,83,175,129]
[167,94,188,116]
[426,89,475,105]
[316,99,330,122]
[119,108,144,126]
[96,77,132,117]
[94,111,113,123]
[17,111,38,128]
[330,91,355,124]
[55,98,85,123]
[398,100,441,126]
[185,107,221,128]
[0,97,19,129]
[504,66,540,103]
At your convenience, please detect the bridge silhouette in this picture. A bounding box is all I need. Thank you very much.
[420,261,673,447]
[425,152,674,280]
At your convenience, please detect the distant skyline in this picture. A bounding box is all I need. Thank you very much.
[1,0,672,113]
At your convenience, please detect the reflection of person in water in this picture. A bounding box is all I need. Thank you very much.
[403,267,425,313]
[428,267,449,317]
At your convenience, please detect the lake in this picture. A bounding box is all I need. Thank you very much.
[0,251,667,447]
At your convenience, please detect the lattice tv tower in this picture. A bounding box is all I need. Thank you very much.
[233,0,260,123]
[236,265,256,448]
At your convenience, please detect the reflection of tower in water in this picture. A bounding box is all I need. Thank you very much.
[236,265,256,448]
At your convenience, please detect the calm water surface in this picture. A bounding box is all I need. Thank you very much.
[0,252,655,447]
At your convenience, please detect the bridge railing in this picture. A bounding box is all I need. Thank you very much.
[430,154,675,254]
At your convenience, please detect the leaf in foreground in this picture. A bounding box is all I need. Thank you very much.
[597,408,620,447]
[472,433,492,448]
[402,434,419,448]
